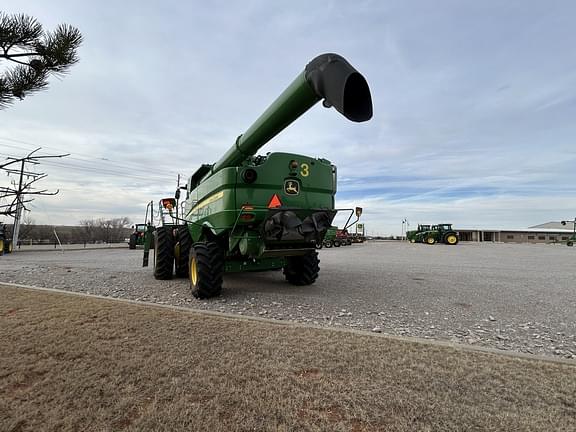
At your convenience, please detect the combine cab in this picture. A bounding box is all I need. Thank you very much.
[143,53,373,298]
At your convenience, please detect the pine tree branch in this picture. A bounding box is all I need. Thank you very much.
[0,12,82,108]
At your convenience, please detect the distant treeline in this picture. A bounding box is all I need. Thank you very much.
[5,217,133,245]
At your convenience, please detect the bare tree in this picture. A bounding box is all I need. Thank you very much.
[0,12,82,108]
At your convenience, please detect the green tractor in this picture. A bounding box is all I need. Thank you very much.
[128,224,148,249]
[406,224,431,243]
[129,200,156,249]
[144,53,372,298]
[420,224,459,245]
[0,223,14,256]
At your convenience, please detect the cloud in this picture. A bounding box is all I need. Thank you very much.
[2,0,576,234]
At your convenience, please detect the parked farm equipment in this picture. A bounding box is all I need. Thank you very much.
[0,223,13,256]
[318,207,363,248]
[408,224,459,245]
[143,53,372,298]
[406,224,431,243]
[129,201,156,249]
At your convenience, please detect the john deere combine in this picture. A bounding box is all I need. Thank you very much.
[145,53,372,298]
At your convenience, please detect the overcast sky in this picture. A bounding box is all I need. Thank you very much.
[1,0,575,235]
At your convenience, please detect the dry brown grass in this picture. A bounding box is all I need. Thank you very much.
[1,285,575,432]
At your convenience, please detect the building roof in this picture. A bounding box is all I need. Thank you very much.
[529,221,575,230]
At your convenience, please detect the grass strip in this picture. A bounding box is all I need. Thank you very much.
[1,285,575,432]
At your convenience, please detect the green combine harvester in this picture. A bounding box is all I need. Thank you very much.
[144,53,372,298]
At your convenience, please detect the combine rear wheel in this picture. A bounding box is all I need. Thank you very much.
[190,241,224,299]
[425,236,436,245]
[444,233,459,245]
[175,226,192,277]
[153,227,174,280]
[284,251,319,286]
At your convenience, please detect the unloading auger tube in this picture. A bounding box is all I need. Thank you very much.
[210,53,373,175]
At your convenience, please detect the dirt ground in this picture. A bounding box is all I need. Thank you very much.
[1,285,575,432]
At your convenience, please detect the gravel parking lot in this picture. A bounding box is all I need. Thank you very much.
[1,241,574,359]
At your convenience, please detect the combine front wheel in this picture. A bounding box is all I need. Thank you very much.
[153,227,174,280]
[284,251,319,286]
[190,242,224,299]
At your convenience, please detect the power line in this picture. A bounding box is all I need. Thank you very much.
[0,136,186,176]
[0,148,68,245]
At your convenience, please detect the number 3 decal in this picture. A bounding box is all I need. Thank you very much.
[300,163,310,177]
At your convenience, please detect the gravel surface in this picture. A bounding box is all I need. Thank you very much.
[1,241,575,359]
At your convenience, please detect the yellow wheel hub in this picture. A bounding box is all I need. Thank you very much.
[427,238,435,244]
[190,257,198,286]
[447,235,457,244]
[0,239,4,253]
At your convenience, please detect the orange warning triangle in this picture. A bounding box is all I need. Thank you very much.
[268,194,282,208]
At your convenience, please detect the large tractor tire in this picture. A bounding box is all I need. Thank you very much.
[284,251,320,286]
[443,233,459,245]
[175,226,192,277]
[128,233,138,249]
[425,236,436,245]
[189,241,224,299]
[153,226,174,280]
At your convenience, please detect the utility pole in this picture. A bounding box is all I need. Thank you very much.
[0,148,69,247]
